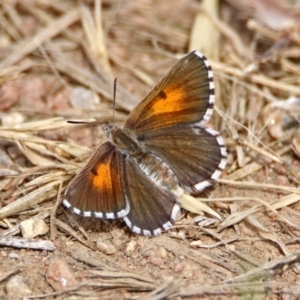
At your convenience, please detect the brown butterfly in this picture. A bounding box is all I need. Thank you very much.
[63,51,227,236]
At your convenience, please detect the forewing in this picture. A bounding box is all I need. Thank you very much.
[125,51,214,133]
[141,126,227,194]
[63,141,129,219]
[122,155,181,236]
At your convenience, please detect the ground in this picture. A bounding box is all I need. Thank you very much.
[1,0,300,299]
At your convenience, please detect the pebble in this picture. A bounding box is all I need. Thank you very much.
[147,256,165,268]
[158,247,168,259]
[6,275,32,298]
[174,262,184,273]
[125,240,137,256]
[70,86,98,109]
[0,112,25,126]
[8,252,20,259]
[46,256,79,292]
[96,238,117,255]
[190,241,200,248]
[20,219,49,239]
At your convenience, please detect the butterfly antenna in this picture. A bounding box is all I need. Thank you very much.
[113,78,117,125]
[67,79,118,128]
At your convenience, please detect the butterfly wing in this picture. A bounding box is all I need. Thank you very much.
[63,142,129,219]
[124,50,226,193]
[125,51,214,133]
[140,126,227,193]
[63,50,226,236]
[122,153,181,236]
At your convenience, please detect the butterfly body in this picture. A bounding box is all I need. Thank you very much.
[112,127,146,156]
[63,51,227,236]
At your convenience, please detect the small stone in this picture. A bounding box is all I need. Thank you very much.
[125,240,137,256]
[169,230,186,239]
[65,240,74,247]
[1,112,25,126]
[177,231,186,240]
[70,86,98,110]
[182,263,194,278]
[174,263,184,273]
[147,256,164,267]
[40,250,48,256]
[20,219,49,239]
[276,175,289,186]
[46,256,79,292]
[53,239,62,250]
[8,252,20,259]
[6,275,32,298]
[96,239,117,255]
[114,239,124,248]
[190,240,203,247]
[158,247,168,259]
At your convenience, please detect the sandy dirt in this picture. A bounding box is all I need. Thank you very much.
[1,1,300,299]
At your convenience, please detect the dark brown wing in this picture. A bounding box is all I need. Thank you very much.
[122,154,181,236]
[125,51,214,133]
[140,126,227,194]
[63,142,129,219]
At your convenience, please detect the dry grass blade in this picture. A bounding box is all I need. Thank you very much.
[247,215,300,273]
[196,3,252,60]
[154,236,237,275]
[238,138,282,164]
[81,0,112,75]
[53,218,96,250]
[0,9,80,69]
[85,270,156,289]
[1,1,300,298]
[218,205,258,231]
[50,181,63,241]
[211,60,300,94]
[139,277,179,300]
[0,119,90,158]
[110,52,155,86]
[182,280,300,297]
[68,246,123,271]
[0,179,62,219]
[223,252,300,283]
[219,179,300,194]
[0,117,90,221]
[180,194,222,220]
[189,0,220,60]
[1,117,75,131]
[47,54,138,111]
[0,266,22,284]
[217,194,300,231]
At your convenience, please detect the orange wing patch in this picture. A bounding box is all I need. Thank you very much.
[91,161,113,192]
[152,87,185,115]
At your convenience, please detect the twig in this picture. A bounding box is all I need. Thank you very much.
[0,236,55,250]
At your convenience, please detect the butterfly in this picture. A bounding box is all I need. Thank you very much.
[63,50,227,236]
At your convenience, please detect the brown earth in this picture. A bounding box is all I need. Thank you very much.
[1,1,300,299]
